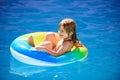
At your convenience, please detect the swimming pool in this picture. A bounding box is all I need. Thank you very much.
[0,0,120,80]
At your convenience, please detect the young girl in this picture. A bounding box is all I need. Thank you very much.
[28,18,83,56]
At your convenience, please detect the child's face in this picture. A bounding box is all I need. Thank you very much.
[58,26,68,39]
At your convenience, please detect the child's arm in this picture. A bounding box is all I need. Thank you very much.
[35,41,71,56]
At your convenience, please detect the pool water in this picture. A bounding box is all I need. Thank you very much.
[0,0,120,80]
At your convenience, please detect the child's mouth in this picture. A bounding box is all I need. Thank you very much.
[60,35,63,37]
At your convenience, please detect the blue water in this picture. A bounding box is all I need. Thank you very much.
[0,0,120,80]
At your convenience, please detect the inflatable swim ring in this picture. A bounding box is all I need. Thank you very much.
[10,32,88,66]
